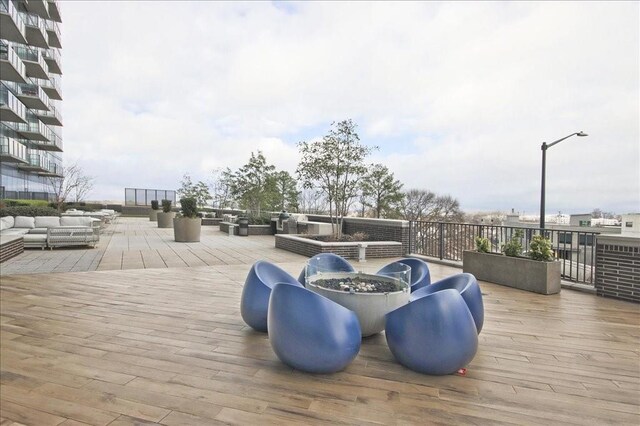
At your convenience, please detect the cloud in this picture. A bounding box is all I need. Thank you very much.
[61,1,639,213]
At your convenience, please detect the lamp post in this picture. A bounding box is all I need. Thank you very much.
[539,131,588,230]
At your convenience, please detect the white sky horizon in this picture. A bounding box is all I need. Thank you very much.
[59,1,639,215]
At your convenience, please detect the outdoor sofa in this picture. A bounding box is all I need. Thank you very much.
[0,215,101,249]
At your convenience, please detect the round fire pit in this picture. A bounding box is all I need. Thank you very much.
[307,272,410,336]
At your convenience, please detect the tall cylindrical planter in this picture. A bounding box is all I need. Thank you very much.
[174,217,202,242]
[149,209,159,222]
[157,212,176,228]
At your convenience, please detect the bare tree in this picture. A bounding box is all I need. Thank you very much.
[400,189,464,222]
[47,163,94,212]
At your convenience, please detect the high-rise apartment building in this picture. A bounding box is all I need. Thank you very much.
[0,0,63,200]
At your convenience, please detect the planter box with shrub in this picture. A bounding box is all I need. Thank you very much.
[463,234,561,295]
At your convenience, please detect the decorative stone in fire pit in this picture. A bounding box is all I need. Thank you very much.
[307,271,410,337]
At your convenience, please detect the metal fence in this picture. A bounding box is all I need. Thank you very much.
[410,221,599,285]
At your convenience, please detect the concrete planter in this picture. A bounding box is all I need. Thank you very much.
[157,212,176,228]
[462,250,561,295]
[149,210,159,222]
[173,217,202,242]
[307,272,410,336]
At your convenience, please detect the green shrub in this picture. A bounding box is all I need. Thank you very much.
[246,214,272,225]
[3,199,50,207]
[502,229,523,257]
[475,236,491,253]
[180,197,198,218]
[151,200,159,210]
[529,235,555,261]
[161,199,172,213]
[0,206,60,217]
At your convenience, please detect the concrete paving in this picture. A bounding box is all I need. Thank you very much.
[1,217,397,276]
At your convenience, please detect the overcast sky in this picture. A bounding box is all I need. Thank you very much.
[61,1,639,214]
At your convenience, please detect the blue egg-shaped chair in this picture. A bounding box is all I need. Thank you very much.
[268,283,361,373]
[297,253,356,286]
[410,273,484,334]
[377,258,431,292]
[385,289,478,375]
[241,261,302,332]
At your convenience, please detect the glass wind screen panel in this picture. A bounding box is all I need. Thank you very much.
[166,191,176,202]
[135,189,145,205]
[146,190,157,205]
[125,188,135,205]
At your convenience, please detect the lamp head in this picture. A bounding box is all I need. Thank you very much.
[576,131,588,137]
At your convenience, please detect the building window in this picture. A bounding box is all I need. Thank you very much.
[579,220,591,227]
[578,234,594,245]
[557,232,572,244]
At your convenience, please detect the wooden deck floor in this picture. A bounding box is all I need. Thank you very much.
[1,261,639,425]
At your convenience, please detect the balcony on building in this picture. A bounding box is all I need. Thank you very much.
[10,115,62,146]
[27,125,62,151]
[0,85,27,124]
[18,151,62,176]
[12,81,51,111]
[0,41,28,84]
[0,135,28,163]
[45,19,61,49]
[29,76,61,100]
[25,0,50,20]
[21,12,49,49]
[0,0,27,44]
[42,46,61,74]
[47,0,61,23]
[35,101,61,126]
[13,44,48,79]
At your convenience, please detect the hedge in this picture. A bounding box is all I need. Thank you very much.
[0,206,60,217]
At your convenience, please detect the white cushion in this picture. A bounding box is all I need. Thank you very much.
[34,216,61,228]
[60,216,94,227]
[29,228,49,234]
[14,216,35,229]
[1,216,15,230]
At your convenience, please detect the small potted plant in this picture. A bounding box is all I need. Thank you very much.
[174,197,201,242]
[157,199,175,228]
[149,200,160,222]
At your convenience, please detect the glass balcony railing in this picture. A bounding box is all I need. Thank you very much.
[0,41,27,80]
[0,0,27,40]
[14,119,52,141]
[45,19,60,37]
[41,47,61,74]
[13,44,48,77]
[13,44,45,64]
[0,136,28,162]
[0,85,27,121]
[29,75,61,94]
[36,101,61,124]
[20,11,48,36]
[25,150,62,174]
[17,82,50,108]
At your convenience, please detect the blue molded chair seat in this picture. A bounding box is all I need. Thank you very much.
[385,289,478,375]
[298,253,356,286]
[268,283,361,373]
[410,273,484,333]
[377,258,431,292]
[240,261,302,332]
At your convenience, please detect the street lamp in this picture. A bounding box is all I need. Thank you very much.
[539,131,588,230]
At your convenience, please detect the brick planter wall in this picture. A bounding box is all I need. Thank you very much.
[297,215,411,255]
[0,236,24,263]
[595,235,640,303]
[275,234,402,259]
[202,218,223,226]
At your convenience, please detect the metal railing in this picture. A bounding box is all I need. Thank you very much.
[410,221,599,285]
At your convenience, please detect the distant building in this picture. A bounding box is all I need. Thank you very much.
[1,0,63,200]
